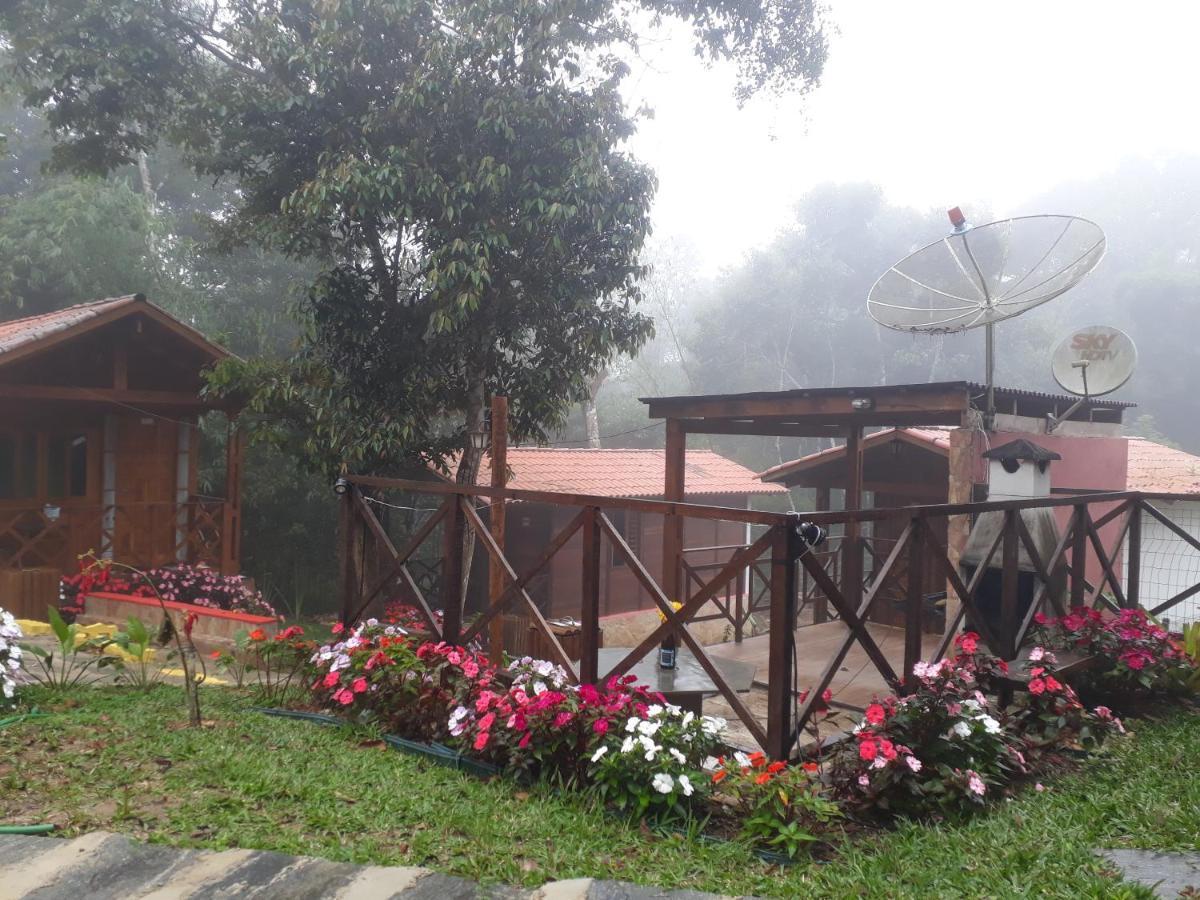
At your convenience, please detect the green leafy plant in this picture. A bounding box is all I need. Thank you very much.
[244,626,314,706]
[24,606,122,692]
[711,754,841,858]
[112,616,166,691]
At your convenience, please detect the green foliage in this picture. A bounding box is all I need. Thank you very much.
[0,177,156,317]
[23,606,121,692]
[0,0,827,478]
[112,616,166,691]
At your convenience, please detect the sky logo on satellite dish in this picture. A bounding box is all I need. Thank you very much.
[1070,330,1124,362]
[1052,325,1137,397]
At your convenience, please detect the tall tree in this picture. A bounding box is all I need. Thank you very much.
[1,0,829,484]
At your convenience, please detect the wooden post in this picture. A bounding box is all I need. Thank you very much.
[440,497,467,645]
[1125,499,1141,610]
[766,520,799,761]
[220,419,244,575]
[904,517,925,682]
[840,427,864,614]
[338,482,360,627]
[487,395,508,664]
[813,486,831,624]
[661,417,686,604]
[580,507,601,684]
[1070,504,1088,608]
[1001,510,1019,659]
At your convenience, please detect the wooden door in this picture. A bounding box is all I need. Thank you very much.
[113,416,178,567]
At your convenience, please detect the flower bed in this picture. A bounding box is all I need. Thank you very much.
[0,607,23,707]
[61,561,277,620]
[258,621,1186,859]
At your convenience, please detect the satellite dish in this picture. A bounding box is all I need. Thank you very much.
[1051,325,1137,397]
[868,211,1107,424]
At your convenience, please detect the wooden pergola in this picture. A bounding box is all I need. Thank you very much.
[642,381,974,603]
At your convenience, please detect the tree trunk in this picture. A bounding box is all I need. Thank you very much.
[455,380,487,621]
[584,368,607,448]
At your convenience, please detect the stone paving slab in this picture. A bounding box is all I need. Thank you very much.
[1098,849,1200,898]
[0,833,752,900]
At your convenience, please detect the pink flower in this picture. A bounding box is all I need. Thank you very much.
[477,712,496,731]
[904,754,922,773]
[966,771,986,797]
[518,731,532,749]
[857,774,870,788]
[865,703,886,725]
[474,731,489,751]
[335,688,355,705]
[858,739,878,761]
[1035,783,1045,793]
[1028,678,1046,695]
[352,677,368,694]
[553,711,573,728]
[462,660,479,679]
[1094,705,1112,720]
[323,672,339,688]
[331,622,345,635]
[593,718,610,735]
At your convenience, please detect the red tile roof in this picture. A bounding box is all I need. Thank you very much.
[470,448,786,498]
[1125,438,1200,494]
[759,427,952,482]
[0,296,138,356]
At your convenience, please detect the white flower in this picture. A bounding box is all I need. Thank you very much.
[365,617,379,627]
[651,773,674,794]
[646,704,664,718]
[625,717,641,733]
[532,681,548,695]
[678,775,694,797]
[962,698,982,712]
[904,755,923,773]
[950,721,973,739]
[681,711,695,728]
[733,751,752,768]
[701,756,720,771]
[1028,646,1045,662]
[664,704,682,717]
[591,746,609,763]
[871,755,887,769]
[620,737,635,754]
[449,705,470,723]
[980,715,1001,735]
[701,716,726,736]
[637,719,661,738]
[2,681,12,699]
[857,774,870,788]
[669,748,687,765]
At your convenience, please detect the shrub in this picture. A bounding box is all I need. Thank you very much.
[827,634,1026,819]
[241,625,316,705]
[710,754,842,858]
[586,702,726,821]
[0,607,23,707]
[111,616,164,691]
[1008,646,1126,751]
[1030,607,1196,702]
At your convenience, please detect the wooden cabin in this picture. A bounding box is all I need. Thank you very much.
[461,448,785,619]
[0,295,242,618]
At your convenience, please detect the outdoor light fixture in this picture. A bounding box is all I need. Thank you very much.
[850,397,874,411]
[467,428,489,452]
[333,476,349,495]
[796,521,826,548]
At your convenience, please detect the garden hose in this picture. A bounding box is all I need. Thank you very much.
[0,824,55,835]
[0,711,49,729]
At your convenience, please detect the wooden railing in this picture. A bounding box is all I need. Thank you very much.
[0,498,229,573]
[337,477,1200,761]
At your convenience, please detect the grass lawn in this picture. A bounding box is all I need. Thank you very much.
[1,685,1196,898]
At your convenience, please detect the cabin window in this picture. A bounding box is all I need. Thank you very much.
[609,509,641,566]
[0,433,37,500]
[47,433,89,499]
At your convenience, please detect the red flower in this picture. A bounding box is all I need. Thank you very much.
[712,769,728,784]
[802,761,819,774]
[859,739,878,761]
[865,703,886,725]
[248,628,266,642]
[767,761,787,774]
[518,732,532,749]
[184,612,199,638]
[323,672,339,688]
[957,632,980,655]
[593,718,610,735]
[1028,677,1046,695]
[754,772,772,785]
[1043,676,1063,693]
[351,677,368,693]
[208,650,221,660]
[474,731,490,751]
[331,622,345,635]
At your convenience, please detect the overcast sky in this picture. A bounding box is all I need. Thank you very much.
[627,0,1200,272]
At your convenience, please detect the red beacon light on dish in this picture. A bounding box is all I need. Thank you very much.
[947,206,967,229]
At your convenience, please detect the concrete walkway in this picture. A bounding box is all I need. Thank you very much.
[0,832,749,900]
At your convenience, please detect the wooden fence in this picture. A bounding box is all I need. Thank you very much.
[337,476,1200,760]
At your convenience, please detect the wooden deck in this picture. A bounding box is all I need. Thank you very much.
[708,620,944,711]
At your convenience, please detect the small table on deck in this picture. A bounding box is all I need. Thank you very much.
[581,647,757,715]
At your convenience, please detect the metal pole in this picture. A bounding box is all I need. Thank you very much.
[985,323,995,428]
